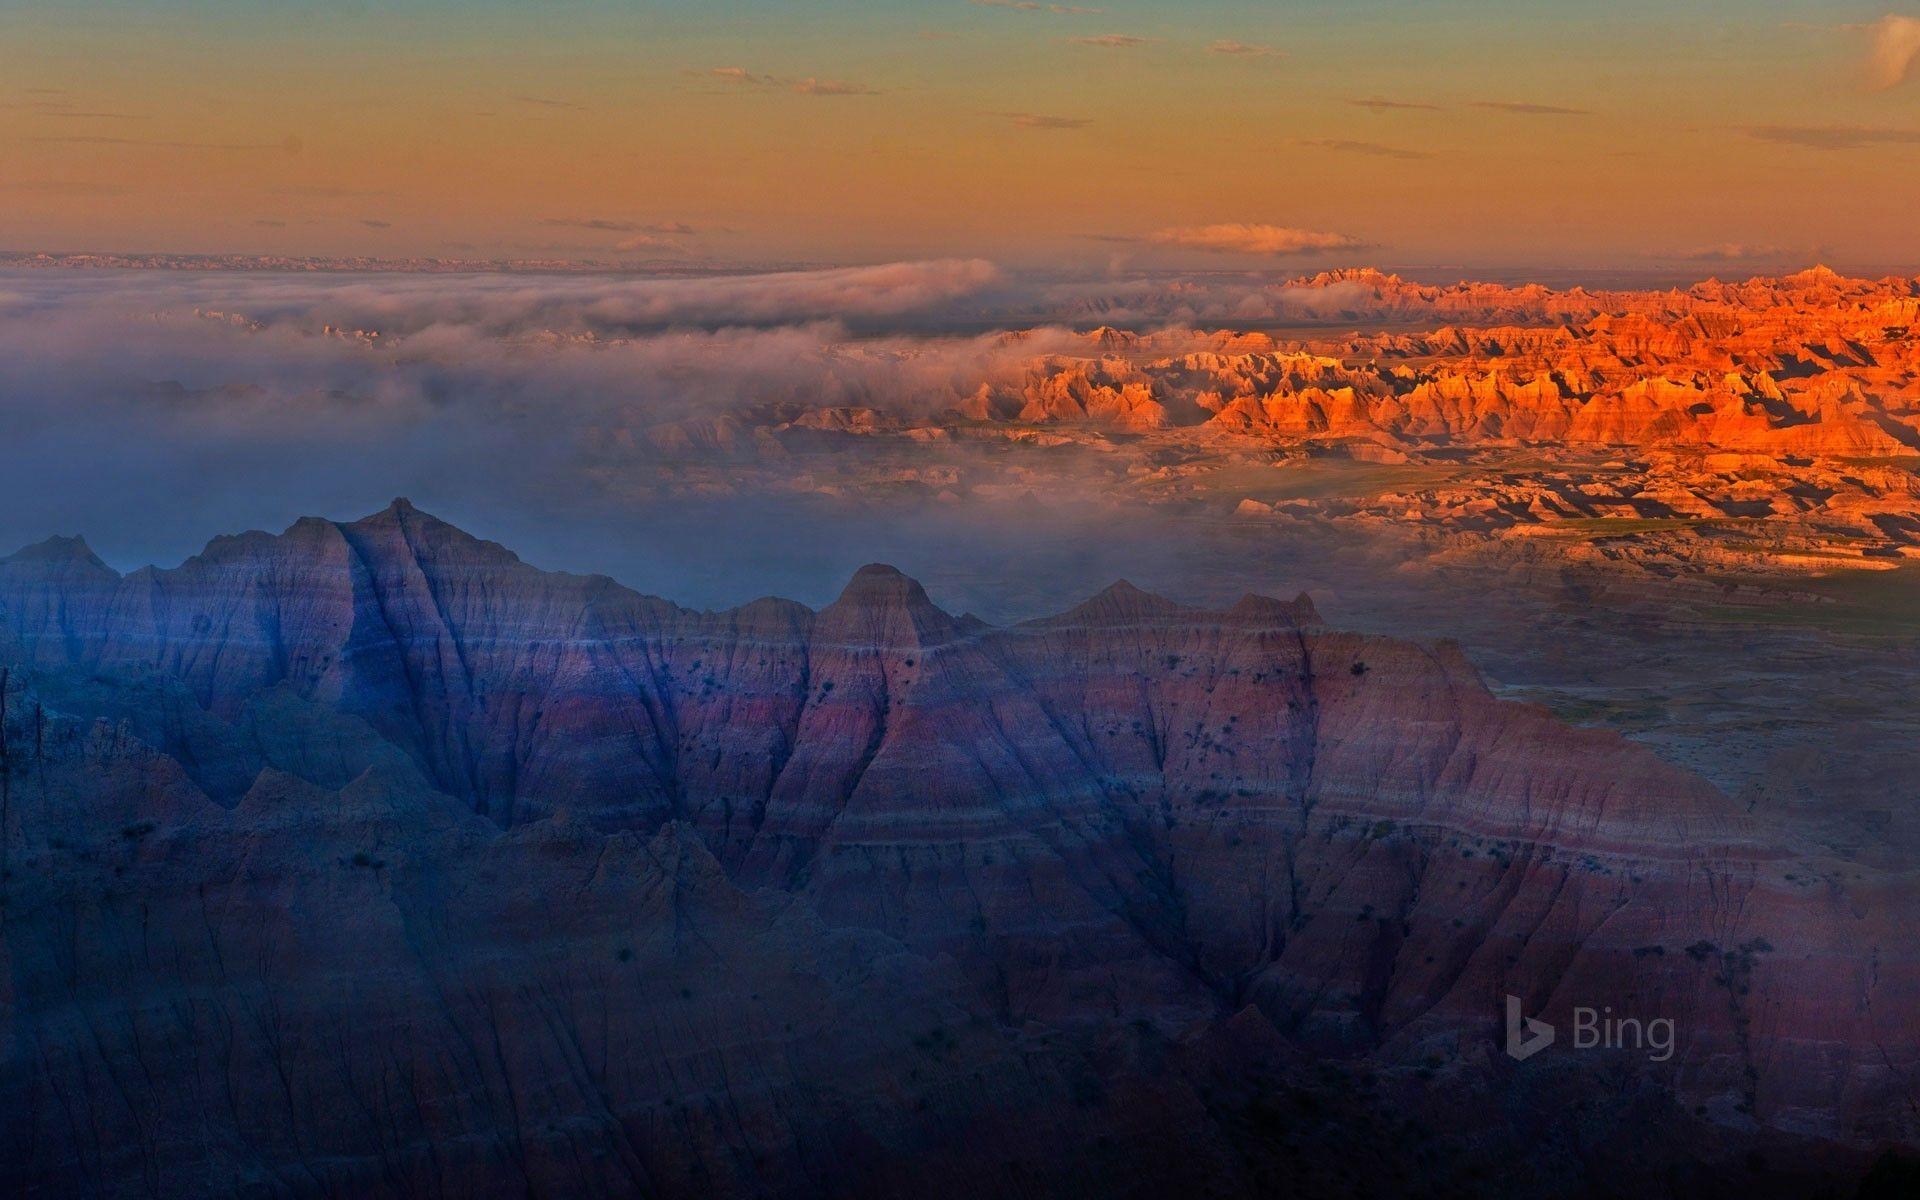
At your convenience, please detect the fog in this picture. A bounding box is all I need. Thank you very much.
[0,263,1393,619]
[9,262,1897,852]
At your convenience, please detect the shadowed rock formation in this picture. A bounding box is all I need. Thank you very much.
[0,503,1912,1197]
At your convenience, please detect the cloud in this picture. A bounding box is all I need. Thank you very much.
[1000,111,1093,129]
[544,218,699,236]
[1208,40,1285,58]
[970,0,1104,13]
[0,265,1492,617]
[613,233,690,255]
[359,219,392,230]
[1671,243,1794,262]
[1746,123,1920,148]
[791,77,882,95]
[273,185,392,199]
[514,95,585,110]
[0,268,1175,613]
[1299,138,1432,160]
[1067,34,1151,48]
[1144,223,1369,256]
[1348,97,1442,112]
[26,108,146,120]
[28,134,302,153]
[4,180,130,196]
[1,94,144,120]
[1865,14,1920,89]
[1470,100,1590,115]
[702,67,880,95]
[81,260,1009,335]
[705,67,780,87]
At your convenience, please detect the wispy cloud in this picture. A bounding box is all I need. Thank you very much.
[702,67,880,96]
[1208,40,1285,58]
[999,111,1093,129]
[1671,243,1793,262]
[272,185,391,199]
[1865,14,1920,89]
[543,218,699,235]
[359,219,392,230]
[28,134,303,153]
[514,95,585,110]
[706,67,778,87]
[1299,138,1432,160]
[1067,33,1152,48]
[613,233,690,255]
[1470,100,1590,115]
[5,101,148,119]
[539,220,702,256]
[1145,223,1369,256]
[2,92,144,120]
[791,77,882,95]
[1746,123,1920,149]
[970,0,1104,13]
[4,180,130,196]
[1349,97,1442,112]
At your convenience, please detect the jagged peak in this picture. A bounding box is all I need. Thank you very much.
[816,564,960,648]
[1,534,116,576]
[829,564,936,611]
[1778,264,1850,289]
[353,496,429,526]
[1022,579,1189,630]
[342,498,524,566]
[1066,579,1183,621]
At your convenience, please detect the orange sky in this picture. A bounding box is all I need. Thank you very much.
[4,1,1920,271]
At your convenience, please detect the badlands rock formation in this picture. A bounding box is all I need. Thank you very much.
[0,503,1913,1196]
[614,268,1920,579]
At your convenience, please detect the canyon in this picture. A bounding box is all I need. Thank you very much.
[1,501,1914,1196]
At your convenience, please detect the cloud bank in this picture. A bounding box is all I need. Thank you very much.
[0,263,1111,602]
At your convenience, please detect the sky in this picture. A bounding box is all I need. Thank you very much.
[4,1,1920,271]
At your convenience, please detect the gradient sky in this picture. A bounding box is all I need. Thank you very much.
[4,1,1920,270]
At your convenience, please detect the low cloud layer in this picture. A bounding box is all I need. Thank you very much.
[1,262,1443,615]
[0,264,1107,599]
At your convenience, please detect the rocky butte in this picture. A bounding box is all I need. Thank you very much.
[594,267,1920,580]
[0,502,1913,1196]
